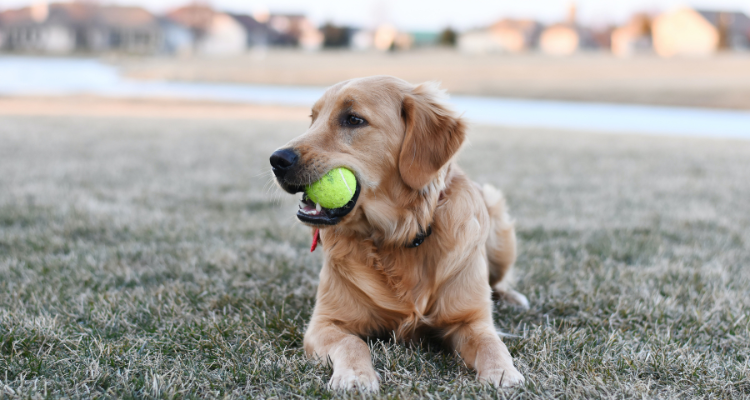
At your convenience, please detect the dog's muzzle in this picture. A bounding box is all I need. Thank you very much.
[270,148,359,226]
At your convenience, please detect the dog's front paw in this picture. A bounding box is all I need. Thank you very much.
[329,367,380,392]
[478,367,525,388]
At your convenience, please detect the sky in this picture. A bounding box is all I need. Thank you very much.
[3,0,750,31]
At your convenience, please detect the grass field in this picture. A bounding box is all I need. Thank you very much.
[1,113,749,398]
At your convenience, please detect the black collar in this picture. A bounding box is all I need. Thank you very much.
[406,225,432,248]
[405,188,444,248]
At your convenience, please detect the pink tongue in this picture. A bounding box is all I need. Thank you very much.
[300,201,322,215]
[311,229,321,252]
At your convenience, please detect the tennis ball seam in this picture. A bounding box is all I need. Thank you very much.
[339,168,353,196]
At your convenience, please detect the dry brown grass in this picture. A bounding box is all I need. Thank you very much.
[119,50,750,110]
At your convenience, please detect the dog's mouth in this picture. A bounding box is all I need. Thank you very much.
[296,183,360,226]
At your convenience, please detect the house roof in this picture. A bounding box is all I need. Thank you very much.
[0,3,157,29]
[99,6,159,29]
[0,3,97,27]
[230,13,267,32]
[0,8,34,25]
[166,4,215,33]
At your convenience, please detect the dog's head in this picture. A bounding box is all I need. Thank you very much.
[270,76,465,244]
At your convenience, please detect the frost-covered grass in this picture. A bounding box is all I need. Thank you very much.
[1,116,749,399]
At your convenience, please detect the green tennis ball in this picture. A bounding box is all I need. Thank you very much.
[305,168,357,209]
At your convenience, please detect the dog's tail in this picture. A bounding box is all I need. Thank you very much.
[482,184,529,309]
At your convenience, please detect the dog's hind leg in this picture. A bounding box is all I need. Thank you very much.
[481,184,529,309]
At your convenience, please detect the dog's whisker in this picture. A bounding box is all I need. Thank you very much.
[253,167,274,178]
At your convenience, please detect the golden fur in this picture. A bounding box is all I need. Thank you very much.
[274,76,527,391]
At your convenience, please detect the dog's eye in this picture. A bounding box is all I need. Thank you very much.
[346,115,365,126]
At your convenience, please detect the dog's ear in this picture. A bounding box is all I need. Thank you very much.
[399,82,466,190]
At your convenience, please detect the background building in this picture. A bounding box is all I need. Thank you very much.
[539,4,597,56]
[0,3,93,54]
[652,8,720,57]
[0,3,161,54]
[698,10,750,51]
[611,13,652,57]
[97,6,161,54]
[650,8,750,57]
[458,19,541,54]
[166,5,246,56]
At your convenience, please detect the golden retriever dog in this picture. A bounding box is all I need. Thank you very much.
[270,76,528,391]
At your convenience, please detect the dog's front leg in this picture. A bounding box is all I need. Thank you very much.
[448,321,525,388]
[304,319,380,392]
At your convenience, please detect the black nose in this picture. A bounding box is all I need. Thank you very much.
[270,149,298,179]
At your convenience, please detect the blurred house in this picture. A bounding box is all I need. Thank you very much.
[166,5,246,56]
[166,7,323,52]
[231,13,272,48]
[267,14,322,50]
[354,25,412,51]
[539,4,597,56]
[492,19,542,52]
[539,23,597,55]
[590,27,614,50]
[201,13,246,55]
[350,29,373,51]
[652,8,750,57]
[698,10,750,50]
[158,17,193,55]
[97,6,162,54]
[321,24,434,51]
[0,3,93,53]
[458,30,502,53]
[393,32,414,50]
[652,8,718,57]
[458,19,541,54]
[373,25,397,50]
[321,23,353,48]
[0,3,161,54]
[611,13,652,57]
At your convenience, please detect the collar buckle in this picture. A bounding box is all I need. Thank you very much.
[407,225,432,248]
